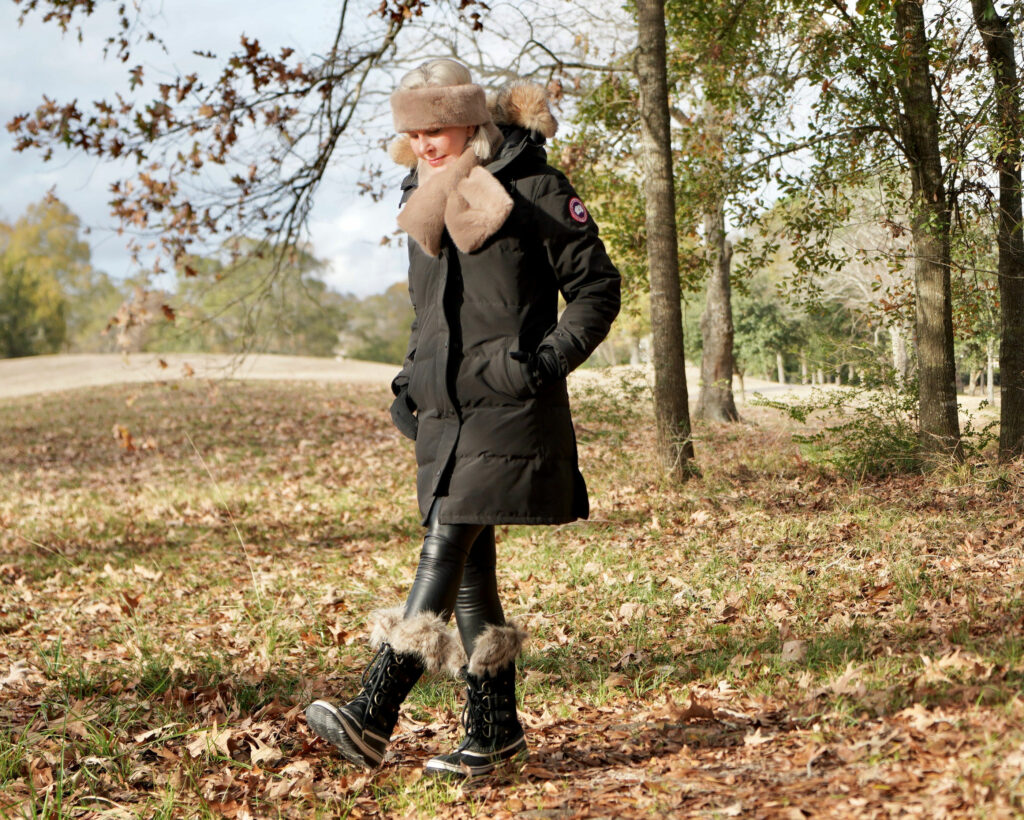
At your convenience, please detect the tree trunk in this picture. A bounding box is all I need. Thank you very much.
[987,337,996,406]
[635,0,694,477]
[971,0,1024,460]
[894,1,962,460]
[776,351,786,384]
[697,193,739,422]
[891,320,911,385]
[800,354,808,385]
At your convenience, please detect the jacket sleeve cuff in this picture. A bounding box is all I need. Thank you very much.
[539,338,574,376]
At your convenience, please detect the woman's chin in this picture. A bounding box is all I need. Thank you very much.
[418,158,452,180]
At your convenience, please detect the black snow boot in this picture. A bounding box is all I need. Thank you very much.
[425,622,528,779]
[306,608,462,768]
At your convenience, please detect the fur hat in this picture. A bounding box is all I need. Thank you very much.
[390,84,490,133]
[388,81,559,169]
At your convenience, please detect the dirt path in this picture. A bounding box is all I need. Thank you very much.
[0,353,398,400]
[0,354,997,419]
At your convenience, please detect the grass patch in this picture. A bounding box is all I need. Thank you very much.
[0,378,1022,817]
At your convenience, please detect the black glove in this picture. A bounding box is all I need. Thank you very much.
[510,346,566,392]
[389,386,418,440]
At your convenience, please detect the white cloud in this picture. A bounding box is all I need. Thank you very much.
[309,193,408,298]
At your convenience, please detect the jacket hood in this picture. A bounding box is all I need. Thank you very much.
[389,80,558,169]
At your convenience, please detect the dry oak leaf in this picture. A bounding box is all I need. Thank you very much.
[743,727,773,747]
[186,725,234,758]
[781,640,808,664]
[249,736,282,767]
[812,662,866,699]
[896,702,954,732]
[662,694,716,722]
[604,672,631,689]
[0,660,46,692]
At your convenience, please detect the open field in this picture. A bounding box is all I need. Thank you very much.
[0,375,1021,818]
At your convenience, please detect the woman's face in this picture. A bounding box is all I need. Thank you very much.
[407,125,475,171]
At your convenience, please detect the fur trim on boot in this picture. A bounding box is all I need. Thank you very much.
[466,621,528,678]
[368,607,464,675]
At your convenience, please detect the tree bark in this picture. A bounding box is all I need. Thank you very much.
[697,194,740,421]
[893,1,962,461]
[635,0,695,477]
[890,320,911,386]
[776,351,786,384]
[987,337,996,406]
[971,0,1024,460]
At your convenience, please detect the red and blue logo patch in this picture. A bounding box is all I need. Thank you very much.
[568,197,589,224]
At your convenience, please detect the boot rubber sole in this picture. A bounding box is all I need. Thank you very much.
[305,700,386,769]
[424,735,528,779]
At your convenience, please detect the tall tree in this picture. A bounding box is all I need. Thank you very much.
[665,1,798,423]
[786,1,964,463]
[970,0,1024,460]
[892,0,961,459]
[0,261,67,357]
[635,0,695,477]
[699,185,739,420]
[1,198,123,351]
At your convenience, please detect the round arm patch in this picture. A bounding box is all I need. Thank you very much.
[568,196,589,224]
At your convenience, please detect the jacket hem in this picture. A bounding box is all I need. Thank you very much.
[428,512,586,526]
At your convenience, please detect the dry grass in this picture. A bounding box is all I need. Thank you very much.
[1,377,1022,818]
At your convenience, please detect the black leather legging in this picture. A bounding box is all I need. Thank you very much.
[403,500,505,656]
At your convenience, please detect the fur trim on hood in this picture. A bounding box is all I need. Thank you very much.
[388,81,558,169]
[489,81,558,139]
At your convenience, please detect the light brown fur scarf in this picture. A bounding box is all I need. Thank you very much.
[396,144,513,256]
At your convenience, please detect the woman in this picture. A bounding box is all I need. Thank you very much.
[306,59,620,779]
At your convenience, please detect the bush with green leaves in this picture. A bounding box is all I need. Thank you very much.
[753,362,998,476]
[752,376,921,477]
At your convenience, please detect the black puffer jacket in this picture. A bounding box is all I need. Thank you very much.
[393,124,621,525]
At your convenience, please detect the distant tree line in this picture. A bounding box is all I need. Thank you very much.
[0,198,413,363]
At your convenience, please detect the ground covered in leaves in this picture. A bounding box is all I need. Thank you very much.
[1,377,1022,818]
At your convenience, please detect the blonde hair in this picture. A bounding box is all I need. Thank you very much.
[397,59,496,162]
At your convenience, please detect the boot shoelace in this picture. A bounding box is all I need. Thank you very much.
[358,644,406,720]
[462,676,512,743]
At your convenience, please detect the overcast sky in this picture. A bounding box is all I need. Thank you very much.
[1,0,409,297]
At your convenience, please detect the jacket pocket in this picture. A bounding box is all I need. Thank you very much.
[474,338,533,401]
[407,351,435,410]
